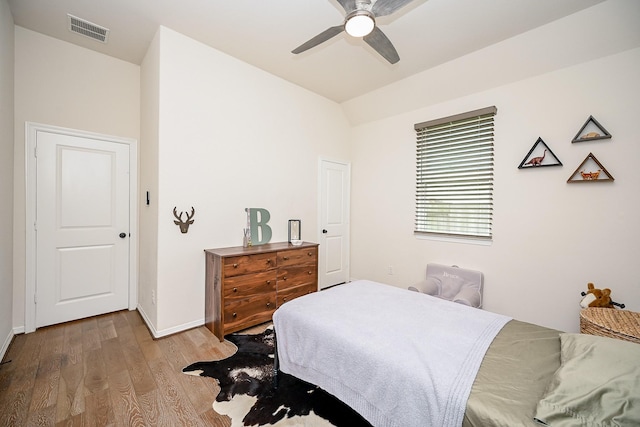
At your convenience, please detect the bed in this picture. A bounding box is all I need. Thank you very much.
[272,280,640,427]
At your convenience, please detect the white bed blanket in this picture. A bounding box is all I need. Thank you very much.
[273,280,511,427]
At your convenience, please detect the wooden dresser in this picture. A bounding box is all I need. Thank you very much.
[204,241,318,341]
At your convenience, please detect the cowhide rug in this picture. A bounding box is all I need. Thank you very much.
[183,327,371,427]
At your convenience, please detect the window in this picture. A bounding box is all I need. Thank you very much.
[414,106,496,240]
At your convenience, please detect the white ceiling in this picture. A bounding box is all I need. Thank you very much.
[8,0,605,103]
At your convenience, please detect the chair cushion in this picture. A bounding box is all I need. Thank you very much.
[409,263,483,308]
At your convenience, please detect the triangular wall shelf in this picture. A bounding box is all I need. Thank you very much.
[572,115,612,143]
[518,137,562,169]
[567,152,614,183]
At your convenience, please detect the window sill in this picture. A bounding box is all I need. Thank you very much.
[414,233,492,246]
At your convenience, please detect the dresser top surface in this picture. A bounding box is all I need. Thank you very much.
[205,241,318,257]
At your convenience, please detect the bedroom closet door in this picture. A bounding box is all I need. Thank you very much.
[318,159,350,289]
[33,128,132,328]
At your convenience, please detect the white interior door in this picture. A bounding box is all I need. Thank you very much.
[319,159,350,289]
[35,130,130,328]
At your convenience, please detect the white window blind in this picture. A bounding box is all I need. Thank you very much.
[415,106,496,239]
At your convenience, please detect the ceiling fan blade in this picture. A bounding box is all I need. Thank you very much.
[371,0,415,17]
[336,0,358,14]
[363,26,399,64]
[292,25,344,54]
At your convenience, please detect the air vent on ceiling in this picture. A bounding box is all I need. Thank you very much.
[67,14,109,43]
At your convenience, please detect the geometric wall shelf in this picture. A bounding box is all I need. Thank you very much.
[518,137,563,169]
[572,115,612,143]
[567,152,614,183]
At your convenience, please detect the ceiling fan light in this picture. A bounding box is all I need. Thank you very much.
[345,12,375,37]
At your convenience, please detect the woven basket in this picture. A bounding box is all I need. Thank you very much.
[580,307,640,344]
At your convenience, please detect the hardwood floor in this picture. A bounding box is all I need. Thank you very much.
[0,310,254,426]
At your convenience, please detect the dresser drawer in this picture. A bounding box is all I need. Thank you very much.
[277,247,318,267]
[224,253,276,277]
[224,271,277,301]
[277,265,317,290]
[277,283,316,306]
[224,294,276,333]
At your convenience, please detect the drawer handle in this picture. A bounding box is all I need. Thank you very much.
[266,258,272,264]
[283,256,289,261]
[308,271,312,275]
[232,312,237,318]
[308,252,313,256]
[283,297,288,302]
[233,287,237,292]
[266,302,271,307]
[266,280,271,284]
[283,276,287,281]
[233,263,238,268]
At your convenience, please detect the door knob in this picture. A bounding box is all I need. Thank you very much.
[322,229,328,234]
[119,232,127,238]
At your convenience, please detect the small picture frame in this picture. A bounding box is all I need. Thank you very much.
[288,219,301,243]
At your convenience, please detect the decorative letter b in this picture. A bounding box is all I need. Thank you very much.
[248,208,272,245]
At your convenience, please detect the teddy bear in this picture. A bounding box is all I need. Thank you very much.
[580,282,625,309]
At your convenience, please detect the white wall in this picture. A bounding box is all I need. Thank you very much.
[12,27,140,330]
[138,29,161,330]
[142,27,351,335]
[349,27,640,332]
[0,0,15,359]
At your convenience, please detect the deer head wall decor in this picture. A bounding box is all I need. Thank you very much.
[173,207,195,233]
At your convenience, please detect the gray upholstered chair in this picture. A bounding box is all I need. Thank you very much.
[408,263,483,308]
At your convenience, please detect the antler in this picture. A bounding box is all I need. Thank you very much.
[173,207,183,221]
[185,207,195,221]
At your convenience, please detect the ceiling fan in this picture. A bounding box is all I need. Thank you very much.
[292,0,416,64]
